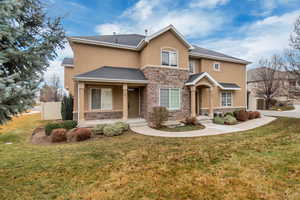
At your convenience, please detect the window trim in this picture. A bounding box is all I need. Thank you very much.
[220,91,233,107]
[213,62,221,71]
[161,48,179,68]
[189,60,196,74]
[159,88,181,110]
[89,87,113,111]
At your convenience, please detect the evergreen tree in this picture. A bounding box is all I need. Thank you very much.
[0,0,65,124]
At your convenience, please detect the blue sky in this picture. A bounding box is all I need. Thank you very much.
[44,0,300,85]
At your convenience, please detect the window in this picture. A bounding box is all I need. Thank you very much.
[160,88,181,110]
[91,88,112,110]
[221,92,232,107]
[213,63,220,71]
[189,60,195,74]
[289,81,296,87]
[161,50,177,67]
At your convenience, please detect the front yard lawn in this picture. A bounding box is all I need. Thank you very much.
[270,105,295,111]
[156,124,204,132]
[0,114,300,199]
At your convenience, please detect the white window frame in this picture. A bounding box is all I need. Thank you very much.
[161,49,178,68]
[189,60,195,74]
[213,62,221,71]
[159,88,181,110]
[220,91,233,107]
[89,88,113,111]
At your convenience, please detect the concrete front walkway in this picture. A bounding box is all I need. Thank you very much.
[131,116,276,138]
[259,105,300,118]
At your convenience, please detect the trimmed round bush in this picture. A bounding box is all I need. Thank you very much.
[236,110,249,121]
[114,122,129,131]
[224,112,234,117]
[184,117,200,126]
[103,124,123,137]
[45,123,61,136]
[91,124,107,135]
[51,128,67,143]
[224,115,237,125]
[67,128,91,142]
[254,111,261,118]
[213,116,225,125]
[248,111,256,120]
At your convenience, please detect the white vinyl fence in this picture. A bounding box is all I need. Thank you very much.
[41,102,62,120]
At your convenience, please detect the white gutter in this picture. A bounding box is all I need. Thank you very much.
[189,52,251,65]
[73,77,148,84]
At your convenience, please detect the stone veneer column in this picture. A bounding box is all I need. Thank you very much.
[209,87,214,117]
[191,86,196,117]
[78,82,85,122]
[123,84,128,120]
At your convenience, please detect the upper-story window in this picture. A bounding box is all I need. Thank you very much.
[189,60,195,74]
[161,49,177,67]
[213,62,221,71]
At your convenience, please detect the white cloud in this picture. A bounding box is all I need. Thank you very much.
[199,10,300,68]
[95,0,228,38]
[252,0,299,16]
[190,0,230,9]
[44,42,73,86]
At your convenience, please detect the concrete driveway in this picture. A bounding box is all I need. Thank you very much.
[259,104,300,118]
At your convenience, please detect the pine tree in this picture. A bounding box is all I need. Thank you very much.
[0,0,65,124]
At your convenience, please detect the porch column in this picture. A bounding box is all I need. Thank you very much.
[208,87,214,117]
[78,82,85,122]
[191,86,196,117]
[123,84,128,120]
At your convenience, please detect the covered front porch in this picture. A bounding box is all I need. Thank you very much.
[73,66,148,123]
[186,72,241,118]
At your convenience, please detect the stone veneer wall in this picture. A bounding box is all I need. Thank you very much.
[73,111,122,121]
[142,66,190,121]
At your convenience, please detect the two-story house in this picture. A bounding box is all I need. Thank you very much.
[62,25,250,123]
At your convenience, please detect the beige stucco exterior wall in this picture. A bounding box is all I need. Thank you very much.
[65,43,140,95]
[195,58,246,108]
[140,30,189,69]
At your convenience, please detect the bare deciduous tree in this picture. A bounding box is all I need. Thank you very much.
[255,55,285,109]
[49,73,61,101]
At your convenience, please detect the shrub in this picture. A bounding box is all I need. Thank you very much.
[103,124,123,137]
[67,128,91,142]
[248,111,256,120]
[45,123,62,136]
[61,95,74,120]
[224,115,237,125]
[45,121,77,136]
[253,111,261,118]
[213,116,225,125]
[149,106,168,128]
[51,128,67,143]
[235,110,249,121]
[184,117,200,126]
[114,121,129,131]
[270,99,277,106]
[91,124,107,135]
[224,112,234,117]
[61,120,77,130]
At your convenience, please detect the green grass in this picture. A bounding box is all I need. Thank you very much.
[0,114,300,199]
[157,125,204,132]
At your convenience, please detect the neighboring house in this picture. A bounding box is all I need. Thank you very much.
[62,25,250,123]
[247,67,300,110]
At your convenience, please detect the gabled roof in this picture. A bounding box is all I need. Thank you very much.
[186,72,241,90]
[61,57,74,67]
[144,24,194,49]
[73,66,148,84]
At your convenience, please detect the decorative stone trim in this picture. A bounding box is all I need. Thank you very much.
[84,111,123,120]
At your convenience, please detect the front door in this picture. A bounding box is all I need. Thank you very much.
[128,88,139,118]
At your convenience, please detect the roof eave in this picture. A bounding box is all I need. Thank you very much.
[68,37,139,51]
[73,77,148,84]
[189,52,251,65]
